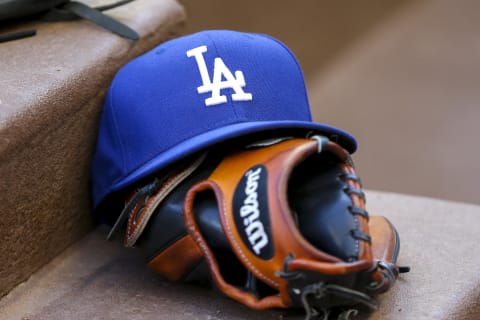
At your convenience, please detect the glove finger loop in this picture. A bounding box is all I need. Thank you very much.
[183,181,287,310]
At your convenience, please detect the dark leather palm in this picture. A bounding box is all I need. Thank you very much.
[288,153,358,262]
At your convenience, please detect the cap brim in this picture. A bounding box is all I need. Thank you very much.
[109,121,356,196]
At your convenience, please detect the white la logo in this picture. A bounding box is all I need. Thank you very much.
[186,45,253,106]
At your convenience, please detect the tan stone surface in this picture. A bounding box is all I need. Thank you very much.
[361,191,480,320]
[1,191,479,320]
[0,0,185,297]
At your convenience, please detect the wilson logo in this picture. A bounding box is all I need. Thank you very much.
[233,165,273,259]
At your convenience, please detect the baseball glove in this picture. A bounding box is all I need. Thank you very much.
[107,136,409,319]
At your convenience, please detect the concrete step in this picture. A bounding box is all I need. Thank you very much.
[0,0,185,298]
[1,191,479,320]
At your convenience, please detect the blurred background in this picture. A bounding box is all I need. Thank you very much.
[179,0,480,206]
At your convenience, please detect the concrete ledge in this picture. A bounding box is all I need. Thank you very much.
[1,191,478,319]
[0,0,185,297]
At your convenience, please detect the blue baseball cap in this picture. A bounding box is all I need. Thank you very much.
[91,30,357,211]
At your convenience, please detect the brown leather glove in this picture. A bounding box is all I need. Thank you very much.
[109,136,409,319]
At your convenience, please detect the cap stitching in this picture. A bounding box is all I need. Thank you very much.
[108,78,128,178]
[254,33,311,121]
